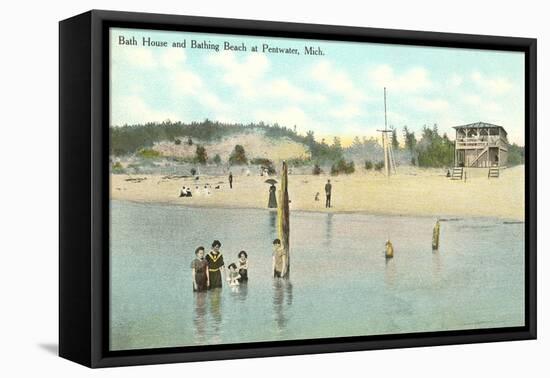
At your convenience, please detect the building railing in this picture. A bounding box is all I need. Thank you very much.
[455,136,508,148]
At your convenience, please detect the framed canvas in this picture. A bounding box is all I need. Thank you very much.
[59,10,537,368]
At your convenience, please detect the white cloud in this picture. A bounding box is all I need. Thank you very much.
[161,49,186,69]
[207,51,270,98]
[328,103,362,119]
[111,95,177,125]
[471,71,514,95]
[462,94,503,114]
[254,106,311,128]
[172,70,203,95]
[411,97,450,112]
[112,47,156,69]
[368,64,432,93]
[169,61,230,116]
[310,61,367,103]
[265,79,326,103]
[207,52,327,108]
[198,92,228,112]
[449,74,463,87]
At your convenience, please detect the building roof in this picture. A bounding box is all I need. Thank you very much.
[453,122,507,134]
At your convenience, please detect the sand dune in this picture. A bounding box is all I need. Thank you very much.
[152,132,310,163]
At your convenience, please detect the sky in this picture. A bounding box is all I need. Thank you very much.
[110,27,525,146]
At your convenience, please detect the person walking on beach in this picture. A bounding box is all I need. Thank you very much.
[190,246,209,292]
[268,184,277,208]
[206,240,225,288]
[272,239,287,278]
[325,179,332,208]
[229,172,233,189]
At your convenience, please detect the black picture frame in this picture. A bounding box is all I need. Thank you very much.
[59,9,537,368]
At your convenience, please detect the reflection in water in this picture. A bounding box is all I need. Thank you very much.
[193,291,208,344]
[286,281,293,306]
[269,210,277,233]
[208,288,223,344]
[194,284,248,345]
[432,249,443,282]
[231,282,249,302]
[325,213,334,248]
[384,257,397,288]
[239,282,249,302]
[273,279,293,335]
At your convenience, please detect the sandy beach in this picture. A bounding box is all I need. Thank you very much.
[110,165,525,221]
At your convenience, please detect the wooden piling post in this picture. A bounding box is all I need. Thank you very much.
[277,161,290,278]
[432,220,440,250]
[385,240,394,259]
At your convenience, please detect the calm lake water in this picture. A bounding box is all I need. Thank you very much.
[110,200,525,351]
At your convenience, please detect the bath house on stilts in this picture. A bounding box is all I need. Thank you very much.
[450,122,509,179]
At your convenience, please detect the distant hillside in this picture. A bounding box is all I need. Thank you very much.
[110,120,525,170]
[153,130,310,163]
[110,119,343,164]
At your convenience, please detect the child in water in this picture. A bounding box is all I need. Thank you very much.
[226,263,241,287]
[237,251,248,282]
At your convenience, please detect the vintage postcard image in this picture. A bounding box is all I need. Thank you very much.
[109,28,525,351]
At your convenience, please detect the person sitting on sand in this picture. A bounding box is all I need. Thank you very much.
[180,186,192,197]
[237,251,249,282]
[314,192,320,201]
[272,239,287,278]
[206,240,225,288]
[190,246,209,292]
[226,263,241,286]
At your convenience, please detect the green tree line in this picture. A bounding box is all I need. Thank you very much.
[111,119,524,168]
[110,119,345,164]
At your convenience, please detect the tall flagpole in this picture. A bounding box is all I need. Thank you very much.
[383,87,390,177]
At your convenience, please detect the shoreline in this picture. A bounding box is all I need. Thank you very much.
[110,166,525,221]
[111,198,525,223]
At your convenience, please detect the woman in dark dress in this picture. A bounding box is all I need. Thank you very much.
[190,246,209,292]
[206,240,225,288]
[237,250,248,282]
[268,184,277,208]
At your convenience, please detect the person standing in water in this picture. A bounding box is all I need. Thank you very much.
[206,240,225,288]
[325,179,332,208]
[229,172,233,189]
[272,239,287,278]
[237,250,249,282]
[268,184,277,208]
[190,246,209,292]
